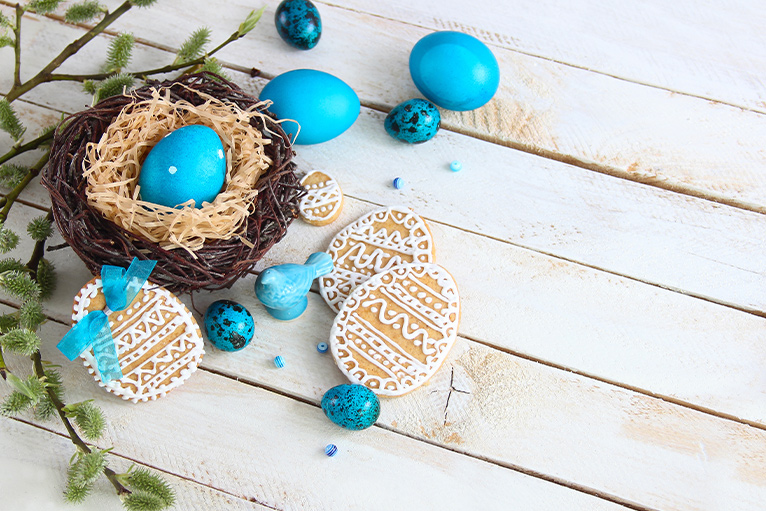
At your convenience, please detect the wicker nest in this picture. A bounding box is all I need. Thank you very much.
[43,72,305,294]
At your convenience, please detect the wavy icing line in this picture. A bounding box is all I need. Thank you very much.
[320,206,435,312]
[330,263,459,397]
[73,279,204,403]
[300,170,342,221]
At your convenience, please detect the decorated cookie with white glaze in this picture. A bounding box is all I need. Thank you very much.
[299,170,344,226]
[320,206,435,313]
[72,278,204,403]
[330,263,460,397]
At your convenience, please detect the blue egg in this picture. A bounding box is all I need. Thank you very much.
[139,125,226,208]
[275,0,322,50]
[409,31,500,111]
[385,98,440,144]
[321,384,380,430]
[260,69,360,145]
[204,300,255,352]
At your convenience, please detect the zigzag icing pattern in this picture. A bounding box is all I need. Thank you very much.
[330,263,459,397]
[72,279,204,403]
[299,170,343,223]
[320,206,435,312]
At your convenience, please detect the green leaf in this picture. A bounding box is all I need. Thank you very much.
[0,258,26,274]
[200,57,229,81]
[129,0,158,7]
[66,400,106,441]
[26,0,64,15]
[26,214,53,241]
[0,327,41,356]
[0,12,11,27]
[104,32,134,74]
[237,6,266,37]
[0,99,26,142]
[0,270,41,301]
[82,80,98,95]
[0,164,28,188]
[126,468,175,507]
[0,390,32,416]
[0,35,13,49]
[94,73,135,103]
[34,368,63,420]
[37,258,56,300]
[0,224,20,253]
[19,300,45,330]
[0,311,20,333]
[6,373,45,403]
[174,27,210,65]
[65,0,105,23]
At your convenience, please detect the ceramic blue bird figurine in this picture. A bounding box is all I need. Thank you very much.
[255,252,334,320]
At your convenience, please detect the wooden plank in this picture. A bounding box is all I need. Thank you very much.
[3,105,766,427]
[4,3,766,212]
[3,15,766,318]
[323,0,766,112]
[0,319,628,511]
[0,418,270,510]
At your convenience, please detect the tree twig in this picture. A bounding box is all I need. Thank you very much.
[0,151,49,222]
[31,351,131,496]
[0,128,55,167]
[13,4,22,88]
[5,1,134,103]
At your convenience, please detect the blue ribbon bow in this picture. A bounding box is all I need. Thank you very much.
[57,258,157,382]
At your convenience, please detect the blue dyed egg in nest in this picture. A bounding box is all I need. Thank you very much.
[275,0,322,50]
[204,300,255,352]
[384,98,441,144]
[321,384,380,430]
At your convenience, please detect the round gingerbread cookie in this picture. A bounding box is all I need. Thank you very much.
[299,170,344,226]
[320,206,435,313]
[72,278,204,403]
[329,263,460,397]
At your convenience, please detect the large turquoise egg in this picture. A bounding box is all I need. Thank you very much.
[138,125,226,208]
[409,31,500,111]
[259,69,360,145]
[321,384,380,430]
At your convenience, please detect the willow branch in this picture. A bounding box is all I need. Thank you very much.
[0,128,55,167]
[0,151,48,222]
[0,345,7,379]
[31,351,130,496]
[13,4,22,87]
[25,210,51,276]
[5,1,134,103]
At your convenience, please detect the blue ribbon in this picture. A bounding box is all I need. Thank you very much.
[57,258,157,382]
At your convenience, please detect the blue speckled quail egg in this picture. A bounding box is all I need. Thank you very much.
[321,384,380,430]
[384,98,441,144]
[275,0,322,50]
[204,300,255,352]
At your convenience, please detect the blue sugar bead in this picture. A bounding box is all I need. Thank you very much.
[450,160,462,172]
[317,342,328,353]
[321,384,380,431]
[384,98,440,144]
[275,0,322,50]
[393,177,405,189]
[325,444,338,457]
[274,355,285,368]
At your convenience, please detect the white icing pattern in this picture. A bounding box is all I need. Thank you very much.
[330,263,459,397]
[72,279,204,403]
[299,170,343,223]
[320,206,434,312]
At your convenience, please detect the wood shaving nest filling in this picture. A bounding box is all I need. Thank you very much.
[84,85,273,253]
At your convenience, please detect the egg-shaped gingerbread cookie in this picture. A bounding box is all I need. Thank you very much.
[330,263,459,397]
[72,278,205,403]
[299,170,344,225]
[320,206,435,313]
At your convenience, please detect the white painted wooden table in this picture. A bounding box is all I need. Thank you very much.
[2,1,766,510]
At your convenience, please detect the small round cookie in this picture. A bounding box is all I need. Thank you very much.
[330,263,459,397]
[320,206,435,313]
[299,170,344,226]
[72,278,205,403]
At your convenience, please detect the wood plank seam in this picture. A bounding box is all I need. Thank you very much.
[7,6,766,217]
[5,415,281,510]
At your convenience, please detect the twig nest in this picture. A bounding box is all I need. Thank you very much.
[44,73,304,293]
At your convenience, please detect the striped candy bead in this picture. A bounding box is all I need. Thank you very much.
[393,177,405,189]
[325,444,338,457]
[317,342,328,353]
[274,355,285,368]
